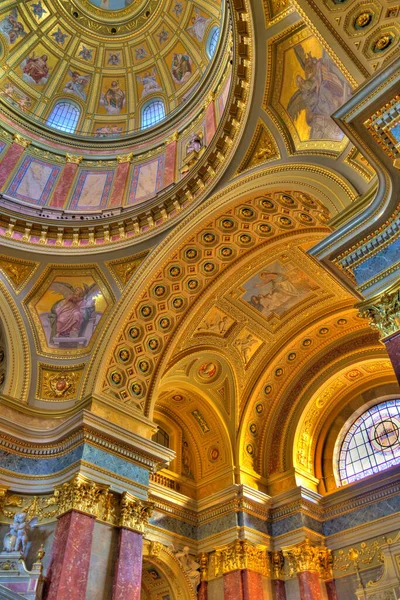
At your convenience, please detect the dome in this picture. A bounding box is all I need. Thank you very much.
[0,0,245,244]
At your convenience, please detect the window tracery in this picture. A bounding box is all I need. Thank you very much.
[46,100,80,134]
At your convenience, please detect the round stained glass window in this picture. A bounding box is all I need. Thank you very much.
[337,399,400,486]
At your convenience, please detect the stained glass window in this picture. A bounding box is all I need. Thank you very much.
[152,427,170,448]
[207,26,220,59]
[142,99,165,129]
[47,101,80,134]
[338,399,400,485]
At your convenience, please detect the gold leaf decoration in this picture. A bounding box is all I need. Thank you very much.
[237,120,279,174]
[0,255,39,293]
[105,250,150,290]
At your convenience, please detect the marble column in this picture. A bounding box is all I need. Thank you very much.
[298,571,323,600]
[198,580,208,600]
[0,137,28,190]
[383,331,400,384]
[44,510,95,600]
[205,95,216,143]
[273,579,287,599]
[164,137,177,189]
[50,156,81,209]
[111,492,153,600]
[109,153,133,208]
[223,570,243,599]
[242,569,263,600]
[112,528,143,600]
[325,579,339,600]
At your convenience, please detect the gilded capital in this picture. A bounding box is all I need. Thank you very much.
[197,552,209,581]
[165,131,179,144]
[117,152,134,164]
[214,539,269,577]
[13,133,31,148]
[54,474,109,518]
[119,492,153,533]
[282,539,321,575]
[358,287,400,339]
[270,550,285,580]
[66,153,83,164]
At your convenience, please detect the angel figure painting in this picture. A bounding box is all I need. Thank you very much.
[35,275,107,350]
[63,69,91,102]
[282,37,351,141]
[241,261,319,319]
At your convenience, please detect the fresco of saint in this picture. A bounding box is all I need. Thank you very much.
[63,70,91,101]
[0,9,27,44]
[171,53,192,85]
[20,52,50,86]
[99,80,125,114]
[136,68,162,98]
[286,44,351,141]
[242,262,319,318]
[187,8,211,42]
[42,280,102,348]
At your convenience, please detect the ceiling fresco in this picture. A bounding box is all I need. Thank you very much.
[0,0,223,136]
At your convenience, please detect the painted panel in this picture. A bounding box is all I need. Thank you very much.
[69,169,114,210]
[6,156,60,205]
[128,155,165,205]
[241,260,319,318]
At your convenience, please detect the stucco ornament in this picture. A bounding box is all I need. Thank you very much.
[359,289,400,339]
[171,544,201,589]
[3,512,38,553]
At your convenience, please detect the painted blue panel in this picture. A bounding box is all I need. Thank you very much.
[353,238,400,285]
[197,513,238,540]
[81,445,149,485]
[241,512,271,535]
[150,511,197,539]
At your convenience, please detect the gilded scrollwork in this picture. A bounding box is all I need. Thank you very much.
[119,492,153,533]
[213,540,270,577]
[282,538,324,576]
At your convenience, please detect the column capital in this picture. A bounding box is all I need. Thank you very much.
[13,133,31,148]
[271,549,285,580]
[119,492,153,533]
[54,474,109,518]
[358,286,400,339]
[282,539,323,575]
[214,539,270,577]
[65,153,83,164]
[117,152,134,164]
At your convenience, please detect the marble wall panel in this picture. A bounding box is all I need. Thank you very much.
[353,237,400,285]
[69,169,114,211]
[323,495,400,536]
[197,512,238,540]
[5,156,61,206]
[149,511,196,539]
[127,155,165,205]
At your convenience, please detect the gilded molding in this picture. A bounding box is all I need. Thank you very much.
[54,474,110,518]
[65,154,83,164]
[0,255,39,294]
[119,492,153,533]
[36,363,85,402]
[13,133,31,148]
[283,538,327,576]
[116,152,134,164]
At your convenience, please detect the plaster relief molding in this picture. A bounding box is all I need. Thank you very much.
[54,473,110,518]
[282,538,329,576]
[0,255,39,294]
[65,153,83,164]
[12,134,31,148]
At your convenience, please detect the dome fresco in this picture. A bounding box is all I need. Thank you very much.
[0,0,224,137]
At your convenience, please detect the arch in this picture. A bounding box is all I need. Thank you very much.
[46,99,81,134]
[141,98,166,129]
[206,26,220,59]
[142,541,195,600]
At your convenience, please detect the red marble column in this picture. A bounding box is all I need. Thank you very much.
[325,579,339,600]
[164,140,177,188]
[242,570,263,600]
[298,571,323,600]
[49,162,79,208]
[383,332,400,384]
[109,160,131,208]
[0,142,25,190]
[273,579,287,599]
[205,101,216,144]
[223,570,243,599]
[198,580,208,600]
[44,510,95,600]
[112,528,143,600]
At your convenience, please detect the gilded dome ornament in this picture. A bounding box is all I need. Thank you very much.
[354,11,372,29]
[373,33,393,52]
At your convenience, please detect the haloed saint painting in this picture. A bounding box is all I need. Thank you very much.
[34,276,107,350]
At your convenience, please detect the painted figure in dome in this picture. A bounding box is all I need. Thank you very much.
[47,281,99,343]
[171,53,192,85]
[63,70,91,101]
[187,8,211,42]
[136,68,162,98]
[100,80,126,114]
[287,45,351,140]
[21,53,50,85]
[0,9,26,44]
